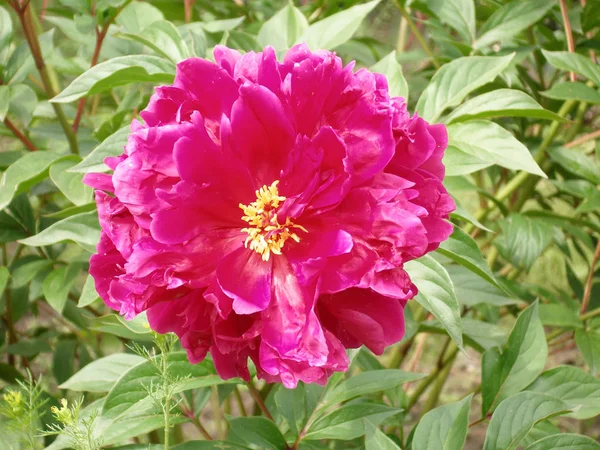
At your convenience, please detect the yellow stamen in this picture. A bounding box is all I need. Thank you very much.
[239,181,307,261]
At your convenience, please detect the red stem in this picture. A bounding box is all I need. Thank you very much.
[72,26,106,132]
[559,0,577,82]
[4,117,37,151]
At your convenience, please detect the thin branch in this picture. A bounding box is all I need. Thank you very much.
[72,1,130,132]
[247,380,274,422]
[11,1,79,154]
[581,307,600,321]
[184,0,195,22]
[39,0,48,21]
[559,0,576,82]
[233,386,248,416]
[393,1,440,69]
[565,129,600,148]
[3,116,37,151]
[407,346,459,410]
[581,239,600,315]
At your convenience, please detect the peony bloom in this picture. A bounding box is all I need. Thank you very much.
[84,44,454,388]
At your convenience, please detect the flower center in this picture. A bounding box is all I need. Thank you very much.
[239,180,307,261]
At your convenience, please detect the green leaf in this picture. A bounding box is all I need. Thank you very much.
[371,51,408,99]
[299,0,380,51]
[0,362,24,383]
[49,157,94,206]
[542,50,600,85]
[43,263,81,313]
[45,15,95,46]
[413,394,472,450]
[323,370,425,406]
[89,313,153,340]
[547,147,600,184]
[445,89,564,123]
[274,383,306,438]
[179,23,208,58]
[0,5,12,46]
[475,0,556,49]
[60,353,146,392]
[483,392,570,450]
[71,125,129,173]
[172,443,250,450]
[541,82,600,104]
[575,328,600,375]
[481,301,547,415]
[416,54,514,122]
[526,365,600,419]
[115,1,164,33]
[405,255,463,350]
[526,434,600,450]
[102,352,234,418]
[51,55,175,103]
[495,214,554,270]
[78,274,99,307]
[303,403,400,441]
[10,258,51,289]
[446,121,545,177]
[0,152,65,211]
[5,30,54,85]
[19,211,100,248]
[0,85,9,122]
[538,304,582,329]
[202,17,245,33]
[7,339,51,356]
[438,227,500,289]
[257,2,308,51]
[44,202,96,219]
[365,421,401,450]
[462,319,509,352]
[446,265,517,308]
[426,0,475,43]
[227,417,287,450]
[52,337,77,384]
[115,20,189,63]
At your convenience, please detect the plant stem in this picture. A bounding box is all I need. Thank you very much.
[233,386,248,416]
[393,1,440,69]
[559,0,576,82]
[72,1,131,132]
[14,2,79,154]
[3,116,37,151]
[421,357,453,415]
[407,345,459,410]
[582,239,600,315]
[565,128,600,148]
[164,395,170,450]
[581,307,600,321]
[72,28,106,132]
[247,380,274,421]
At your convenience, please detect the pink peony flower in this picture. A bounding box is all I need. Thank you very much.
[84,44,455,388]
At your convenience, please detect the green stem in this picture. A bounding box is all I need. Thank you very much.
[421,356,453,415]
[393,1,440,69]
[582,308,600,321]
[388,305,426,368]
[407,345,459,410]
[164,395,170,450]
[234,386,248,416]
